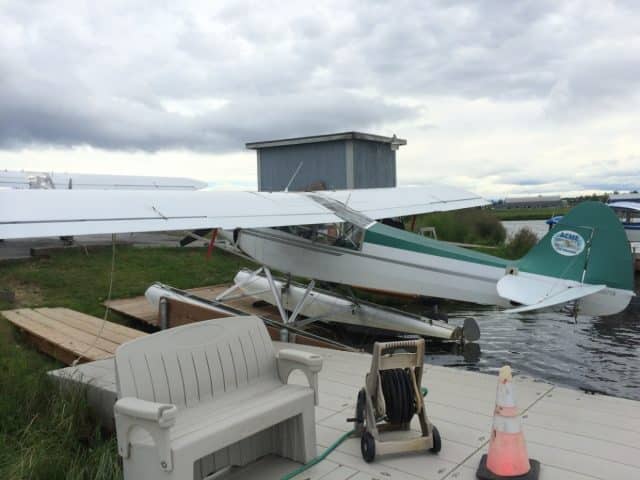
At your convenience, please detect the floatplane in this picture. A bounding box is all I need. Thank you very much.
[548,201,640,243]
[0,184,634,340]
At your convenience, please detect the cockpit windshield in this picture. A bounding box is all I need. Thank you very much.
[276,222,365,250]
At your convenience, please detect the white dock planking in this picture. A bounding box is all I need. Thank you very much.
[50,342,640,480]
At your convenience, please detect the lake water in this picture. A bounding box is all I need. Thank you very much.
[418,219,640,401]
[502,219,549,239]
[424,299,640,401]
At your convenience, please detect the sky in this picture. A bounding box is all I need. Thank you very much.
[0,0,639,198]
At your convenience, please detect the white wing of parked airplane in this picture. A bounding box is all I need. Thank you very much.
[608,201,640,212]
[0,185,488,240]
[0,170,207,191]
[321,184,488,219]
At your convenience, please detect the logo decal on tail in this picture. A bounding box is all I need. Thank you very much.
[551,230,585,256]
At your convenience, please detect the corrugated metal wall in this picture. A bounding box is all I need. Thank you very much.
[258,141,346,191]
[353,140,396,188]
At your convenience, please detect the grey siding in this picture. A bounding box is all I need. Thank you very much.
[258,141,347,191]
[352,140,396,188]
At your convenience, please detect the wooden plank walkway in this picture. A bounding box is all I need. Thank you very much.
[105,284,283,326]
[50,342,640,480]
[1,308,144,364]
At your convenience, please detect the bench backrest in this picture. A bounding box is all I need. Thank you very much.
[115,316,277,408]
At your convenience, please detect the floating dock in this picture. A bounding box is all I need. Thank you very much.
[4,306,640,479]
[50,344,640,480]
[43,329,640,479]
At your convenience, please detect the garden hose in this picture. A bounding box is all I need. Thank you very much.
[280,429,355,480]
[380,368,417,424]
[279,383,429,479]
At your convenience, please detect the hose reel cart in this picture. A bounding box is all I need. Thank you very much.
[353,339,441,462]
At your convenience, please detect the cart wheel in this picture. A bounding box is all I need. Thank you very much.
[361,430,376,462]
[356,389,366,425]
[429,425,441,453]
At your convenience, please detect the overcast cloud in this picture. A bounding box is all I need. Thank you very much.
[1,0,639,196]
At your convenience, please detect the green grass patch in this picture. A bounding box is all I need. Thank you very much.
[0,246,254,479]
[490,206,569,221]
[407,209,506,246]
[464,228,539,260]
[0,246,254,316]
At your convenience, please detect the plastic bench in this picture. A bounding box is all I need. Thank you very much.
[114,316,322,480]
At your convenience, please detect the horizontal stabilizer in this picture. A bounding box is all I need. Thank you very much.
[498,274,606,313]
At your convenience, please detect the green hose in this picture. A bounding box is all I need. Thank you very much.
[280,387,429,479]
[280,429,355,480]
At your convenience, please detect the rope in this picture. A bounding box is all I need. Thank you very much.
[71,233,117,366]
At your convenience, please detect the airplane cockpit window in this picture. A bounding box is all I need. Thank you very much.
[276,222,364,250]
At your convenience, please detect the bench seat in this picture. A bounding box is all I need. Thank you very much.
[114,316,321,480]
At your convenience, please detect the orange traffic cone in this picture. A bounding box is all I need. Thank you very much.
[476,366,540,479]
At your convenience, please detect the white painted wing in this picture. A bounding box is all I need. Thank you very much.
[608,201,640,212]
[0,184,487,239]
[318,185,489,219]
[498,275,606,313]
[0,190,340,239]
[0,170,207,190]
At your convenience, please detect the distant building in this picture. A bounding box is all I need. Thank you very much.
[609,192,640,203]
[500,195,565,209]
[246,131,406,192]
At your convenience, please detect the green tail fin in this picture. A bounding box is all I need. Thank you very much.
[516,201,634,291]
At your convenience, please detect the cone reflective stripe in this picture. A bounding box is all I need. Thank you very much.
[477,366,540,480]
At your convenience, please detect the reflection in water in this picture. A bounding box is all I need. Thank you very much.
[420,291,640,401]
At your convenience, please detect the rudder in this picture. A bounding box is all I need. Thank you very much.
[516,201,634,292]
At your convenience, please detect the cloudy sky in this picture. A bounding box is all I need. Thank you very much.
[1,0,639,197]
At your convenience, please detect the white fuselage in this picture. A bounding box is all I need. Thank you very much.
[237,228,509,307]
[231,228,632,316]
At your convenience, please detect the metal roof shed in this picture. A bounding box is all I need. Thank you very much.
[246,131,406,192]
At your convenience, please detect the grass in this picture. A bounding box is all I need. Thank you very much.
[407,209,540,260]
[408,209,506,246]
[490,206,569,221]
[0,246,253,479]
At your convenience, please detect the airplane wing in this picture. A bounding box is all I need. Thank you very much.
[0,185,487,240]
[0,170,207,191]
[608,201,640,212]
[319,185,489,219]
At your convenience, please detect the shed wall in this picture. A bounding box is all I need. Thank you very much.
[258,141,347,191]
[353,140,396,188]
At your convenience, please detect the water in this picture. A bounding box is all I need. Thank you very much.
[502,219,549,239]
[424,300,640,401]
[418,219,640,401]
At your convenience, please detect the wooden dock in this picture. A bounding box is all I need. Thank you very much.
[50,342,640,480]
[1,307,145,364]
[105,283,283,326]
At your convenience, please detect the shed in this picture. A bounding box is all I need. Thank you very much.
[500,195,565,209]
[246,132,406,192]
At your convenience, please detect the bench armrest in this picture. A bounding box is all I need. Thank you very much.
[277,349,323,405]
[114,397,177,471]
